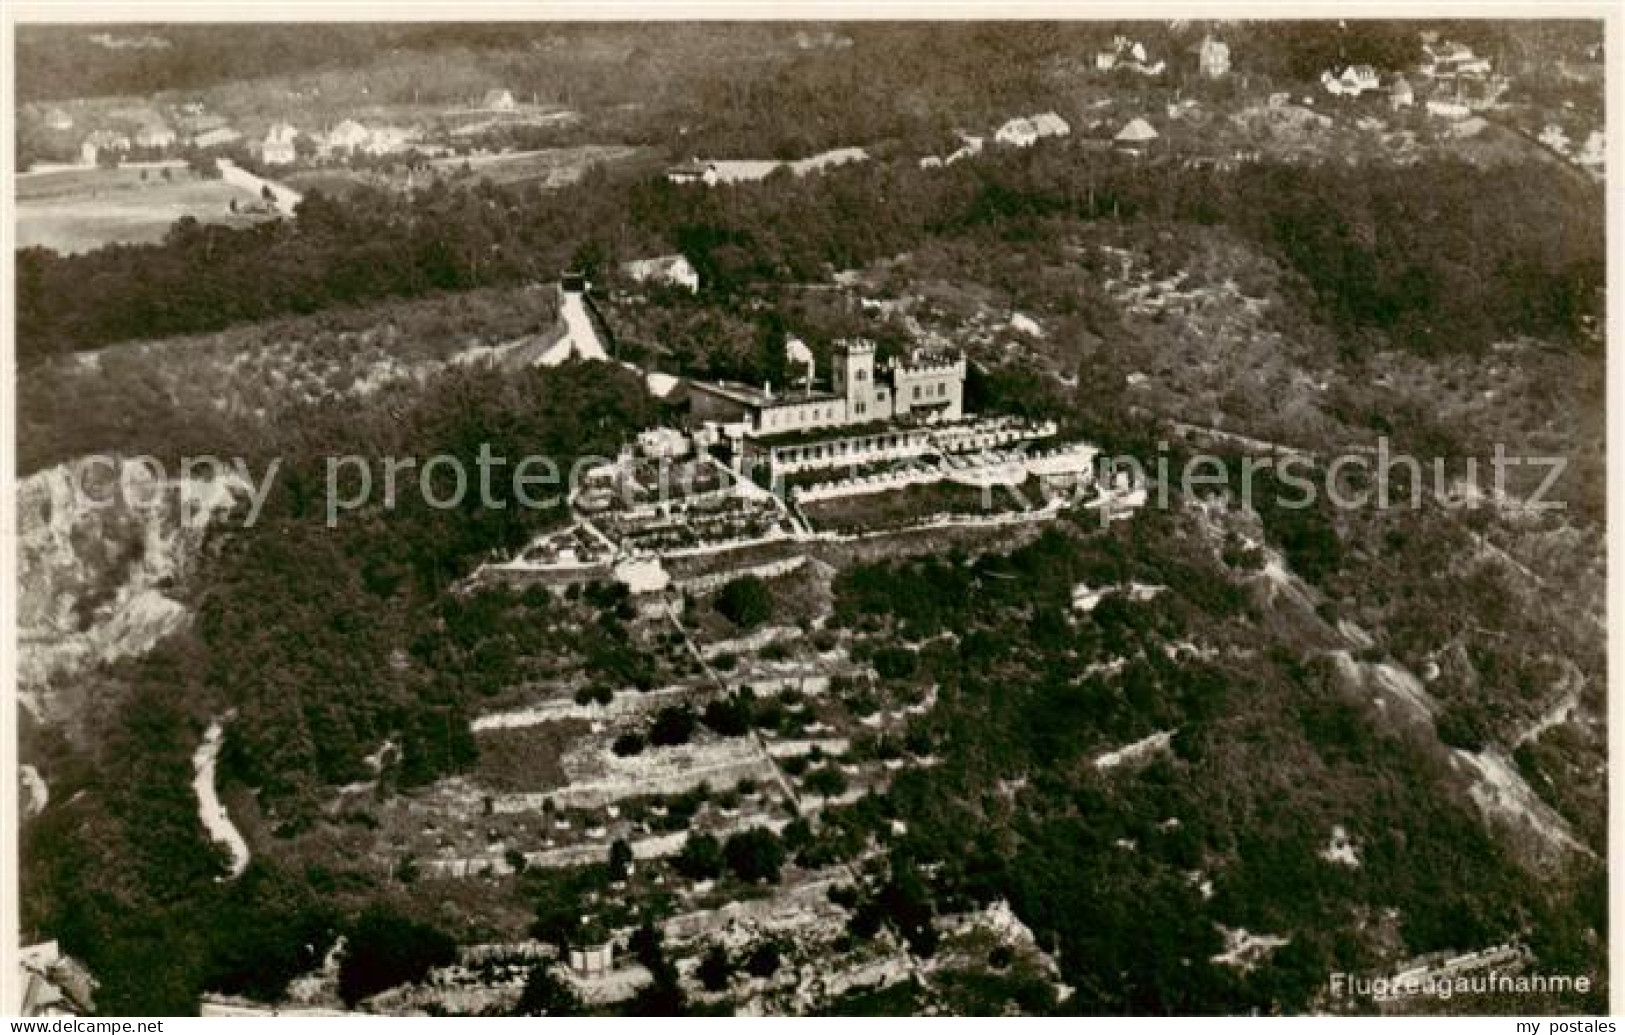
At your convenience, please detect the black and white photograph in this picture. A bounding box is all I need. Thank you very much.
[3,7,1615,1020]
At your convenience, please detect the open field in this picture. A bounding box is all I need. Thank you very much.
[283,145,648,197]
[428,145,647,187]
[17,163,191,200]
[17,166,269,254]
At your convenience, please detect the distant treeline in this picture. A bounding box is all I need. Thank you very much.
[19,142,1603,363]
[20,21,1595,109]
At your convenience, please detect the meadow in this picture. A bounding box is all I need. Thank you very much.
[17,165,268,254]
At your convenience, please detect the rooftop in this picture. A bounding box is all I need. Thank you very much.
[693,379,840,409]
[750,418,930,448]
[894,348,964,370]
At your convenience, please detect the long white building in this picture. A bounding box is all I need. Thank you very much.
[690,339,966,437]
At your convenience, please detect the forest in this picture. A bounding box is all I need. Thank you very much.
[20,361,658,1011]
[825,519,1606,1013]
[18,134,1603,365]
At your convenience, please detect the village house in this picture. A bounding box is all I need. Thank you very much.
[321,119,372,155]
[1113,117,1160,156]
[994,112,1070,148]
[43,107,74,131]
[1575,130,1605,172]
[134,122,177,150]
[482,88,517,111]
[1390,75,1415,110]
[190,125,242,150]
[1418,39,1507,110]
[79,129,130,165]
[1195,35,1231,79]
[1096,36,1164,76]
[360,125,416,156]
[1421,39,1493,80]
[179,111,227,133]
[620,254,700,293]
[1322,65,1381,98]
[258,122,300,165]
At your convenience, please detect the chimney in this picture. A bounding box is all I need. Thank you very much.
[764,381,773,400]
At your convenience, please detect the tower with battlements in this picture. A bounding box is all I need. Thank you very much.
[832,340,890,422]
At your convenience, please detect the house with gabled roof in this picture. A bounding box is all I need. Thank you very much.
[1113,117,1159,156]
[258,122,299,165]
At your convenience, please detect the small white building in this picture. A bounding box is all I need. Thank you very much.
[1324,65,1381,97]
[1196,35,1231,79]
[621,254,700,293]
[1390,75,1415,110]
[666,160,718,185]
[135,123,177,149]
[79,130,130,165]
[637,427,692,459]
[1098,36,1164,76]
[43,108,74,131]
[258,122,299,166]
[1575,130,1605,171]
[482,88,517,111]
[323,119,371,154]
[568,942,614,978]
[995,112,1070,148]
[1426,99,1471,119]
[191,126,242,150]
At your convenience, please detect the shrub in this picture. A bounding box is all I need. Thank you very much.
[337,905,456,1006]
[871,646,918,681]
[716,576,773,629]
[724,828,786,884]
[702,694,753,737]
[649,706,696,747]
[697,945,732,992]
[674,833,724,881]
[1436,703,1492,753]
[608,839,634,881]
[744,942,782,978]
[514,965,582,1016]
[804,764,849,799]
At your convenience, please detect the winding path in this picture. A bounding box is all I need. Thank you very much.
[193,717,251,878]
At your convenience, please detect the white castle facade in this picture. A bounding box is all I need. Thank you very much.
[689,340,966,438]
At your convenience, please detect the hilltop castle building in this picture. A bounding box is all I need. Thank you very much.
[690,340,966,437]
